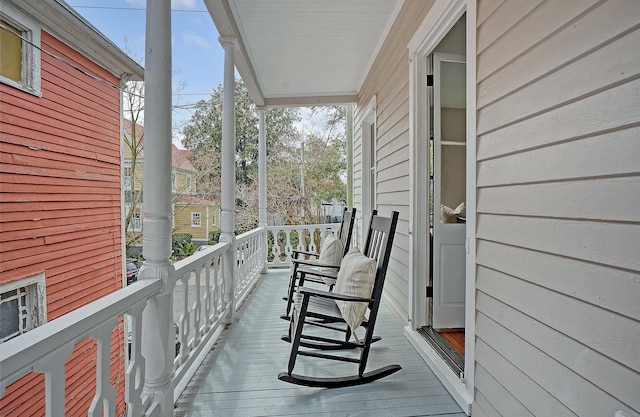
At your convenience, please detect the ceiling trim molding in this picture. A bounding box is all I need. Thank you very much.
[204,0,265,106]
[264,95,359,108]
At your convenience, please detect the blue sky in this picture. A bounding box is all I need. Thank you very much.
[70,0,225,131]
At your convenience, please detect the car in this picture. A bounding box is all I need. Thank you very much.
[125,260,139,285]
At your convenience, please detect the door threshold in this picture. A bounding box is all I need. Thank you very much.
[417,326,464,375]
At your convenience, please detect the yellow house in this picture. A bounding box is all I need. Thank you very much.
[173,195,219,243]
[123,120,219,247]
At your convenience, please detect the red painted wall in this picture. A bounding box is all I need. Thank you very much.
[0,31,126,416]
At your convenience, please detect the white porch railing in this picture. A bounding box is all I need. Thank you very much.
[266,223,340,268]
[0,228,267,417]
[0,223,341,415]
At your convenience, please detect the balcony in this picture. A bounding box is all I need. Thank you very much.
[0,223,464,416]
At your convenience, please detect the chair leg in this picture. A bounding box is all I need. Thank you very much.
[287,293,310,374]
[282,262,301,320]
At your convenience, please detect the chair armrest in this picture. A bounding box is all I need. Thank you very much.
[299,286,373,303]
[293,259,341,269]
[292,249,319,258]
[297,266,338,280]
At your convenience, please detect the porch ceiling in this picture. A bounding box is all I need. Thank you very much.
[204,0,404,107]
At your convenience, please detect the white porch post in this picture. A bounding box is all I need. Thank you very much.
[219,37,237,322]
[139,0,175,413]
[257,108,267,227]
[257,107,268,272]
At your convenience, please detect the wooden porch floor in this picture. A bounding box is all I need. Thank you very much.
[174,270,465,416]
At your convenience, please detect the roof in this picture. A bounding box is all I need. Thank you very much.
[4,0,144,81]
[123,120,196,172]
[204,0,403,106]
[172,146,196,173]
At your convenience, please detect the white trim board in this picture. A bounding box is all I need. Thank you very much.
[406,0,477,412]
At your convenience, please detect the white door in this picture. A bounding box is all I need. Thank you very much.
[432,53,466,329]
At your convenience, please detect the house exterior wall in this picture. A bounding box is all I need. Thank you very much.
[175,169,194,194]
[354,0,434,325]
[0,31,126,416]
[173,203,219,242]
[473,1,639,416]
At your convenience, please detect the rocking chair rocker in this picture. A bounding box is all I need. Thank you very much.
[278,211,400,388]
[281,207,357,320]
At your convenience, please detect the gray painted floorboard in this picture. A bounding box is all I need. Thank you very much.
[174,270,465,416]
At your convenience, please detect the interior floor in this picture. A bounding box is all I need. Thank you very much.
[418,326,465,375]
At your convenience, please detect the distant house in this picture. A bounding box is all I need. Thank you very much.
[0,1,143,416]
[123,120,219,249]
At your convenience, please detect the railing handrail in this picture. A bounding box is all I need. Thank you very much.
[173,240,231,275]
[266,223,341,267]
[0,279,162,392]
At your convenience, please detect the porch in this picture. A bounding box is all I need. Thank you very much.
[174,270,464,417]
[0,223,464,416]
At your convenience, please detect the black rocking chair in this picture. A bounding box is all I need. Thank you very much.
[278,211,400,388]
[281,207,357,320]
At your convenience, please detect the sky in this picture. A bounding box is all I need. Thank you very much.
[70,0,225,135]
[70,0,328,145]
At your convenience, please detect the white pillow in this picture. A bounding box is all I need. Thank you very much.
[334,247,377,330]
[317,233,343,269]
[440,202,465,223]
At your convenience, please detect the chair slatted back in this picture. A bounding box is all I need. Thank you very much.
[338,208,357,257]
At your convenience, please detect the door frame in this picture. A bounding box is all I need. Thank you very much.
[406,0,476,414]
[360,95,377,247]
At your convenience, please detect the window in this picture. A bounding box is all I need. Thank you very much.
[191,212,201,227]
[0,5,41,95]
[186,174,192,193]
[172,171,176,192]
[0,274,46,343]
[211,210,216,226]
[123,165,132,190]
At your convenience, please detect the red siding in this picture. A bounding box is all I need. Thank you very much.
[0,31,126,416]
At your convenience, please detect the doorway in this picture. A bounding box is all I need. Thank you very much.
[421,14,467,376]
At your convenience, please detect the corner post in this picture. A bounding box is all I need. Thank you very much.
[257,106,269,273]
[140,0,175,413]
[219,37,237,322]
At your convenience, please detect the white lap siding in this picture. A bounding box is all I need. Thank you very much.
[474,0,640,416]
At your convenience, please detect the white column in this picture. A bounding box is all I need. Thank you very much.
[219,37,237,322]
[257,107,268,272]
[140,0,175,413]
[257,107,267,227]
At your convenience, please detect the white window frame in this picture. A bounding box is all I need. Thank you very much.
[191,212,201,227]
[123,162,132,191]
[186,174,192,193]
[0,273,47,343]
[171,171,177,193]
[0,4,41,96]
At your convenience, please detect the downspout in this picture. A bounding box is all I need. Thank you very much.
[346,104,353,208]
[120,73,129,287]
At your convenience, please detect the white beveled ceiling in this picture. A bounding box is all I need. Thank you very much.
[204,0,404,107]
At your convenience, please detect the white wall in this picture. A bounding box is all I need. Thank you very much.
[473,0,640,416]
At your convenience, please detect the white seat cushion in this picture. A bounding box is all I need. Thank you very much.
[333,247,376,330]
